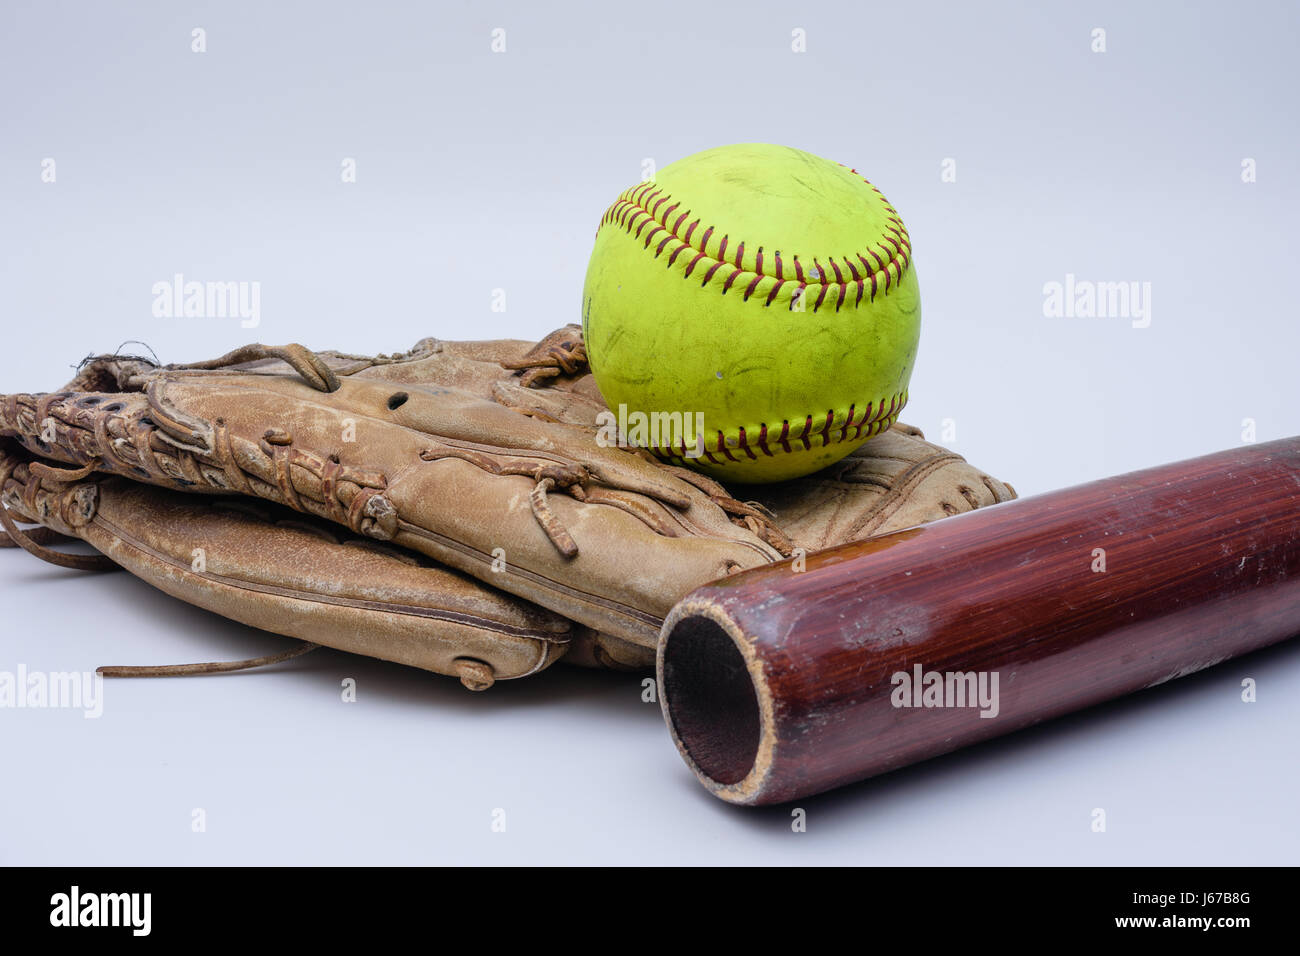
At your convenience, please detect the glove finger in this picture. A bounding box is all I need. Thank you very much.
[741,423,1018,552]
[1,360,786,649]
[0,457,573,690]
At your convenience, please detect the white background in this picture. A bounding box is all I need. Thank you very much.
[2,0,1298,863]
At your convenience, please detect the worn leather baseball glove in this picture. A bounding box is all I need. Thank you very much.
[0,327,1016,688]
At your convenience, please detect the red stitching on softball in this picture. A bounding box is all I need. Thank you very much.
[639,390,908,469]
[714,433,739,463]
[595,167,911,313]
[816,410,835,447]
[796,416,813,451]
[838,405,857,442]
[736,427,756,460]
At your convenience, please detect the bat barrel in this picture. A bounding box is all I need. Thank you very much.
[658,437,1300,805]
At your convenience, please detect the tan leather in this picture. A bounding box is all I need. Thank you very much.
[0,459,572,689]
[0,327,1016,687]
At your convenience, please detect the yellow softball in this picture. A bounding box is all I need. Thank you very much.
[582,143,921,483]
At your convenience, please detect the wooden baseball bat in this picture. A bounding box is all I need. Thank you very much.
[658,437,1300,805]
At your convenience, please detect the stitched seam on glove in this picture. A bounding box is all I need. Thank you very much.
[395,520,666,631]
[92,512,570,646]
[850,453,976,539]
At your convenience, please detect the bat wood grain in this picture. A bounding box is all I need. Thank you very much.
[658,437,1300,805]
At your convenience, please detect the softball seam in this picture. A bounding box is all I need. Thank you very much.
[596,169,912,313]
[647,389,907,468]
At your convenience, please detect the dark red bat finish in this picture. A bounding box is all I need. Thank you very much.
[658,437,1300,805]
